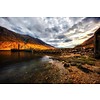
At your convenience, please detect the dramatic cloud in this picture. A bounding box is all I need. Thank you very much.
[0,17,100,48]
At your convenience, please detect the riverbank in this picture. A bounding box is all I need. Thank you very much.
[0,51,100,84]
[43,53,100,84]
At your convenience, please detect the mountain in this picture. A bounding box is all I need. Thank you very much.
[75,27,100,49]
[80,36,94,48]
[0,26,54,50]
[75,35,94,48]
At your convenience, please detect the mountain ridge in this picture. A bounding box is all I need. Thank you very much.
[75,35,94,49]
[0,26,55,50]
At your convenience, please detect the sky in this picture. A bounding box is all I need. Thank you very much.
[0,17,100,48]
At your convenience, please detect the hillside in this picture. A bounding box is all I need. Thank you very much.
[75,35,94,48]
[0,26,54,50]
[81,36,94,48]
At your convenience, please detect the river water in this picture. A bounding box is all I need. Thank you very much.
[0,51,66,83]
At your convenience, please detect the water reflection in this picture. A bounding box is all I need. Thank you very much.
[0,51,43,67]
[0,51,56,83]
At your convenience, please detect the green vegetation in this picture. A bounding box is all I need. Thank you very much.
[51,54,95,66]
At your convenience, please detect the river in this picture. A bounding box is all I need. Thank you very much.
[0,51,67,83]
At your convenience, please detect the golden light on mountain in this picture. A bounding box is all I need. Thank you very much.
[0,26,55,50]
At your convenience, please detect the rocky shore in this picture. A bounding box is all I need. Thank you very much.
[31,48,100,84]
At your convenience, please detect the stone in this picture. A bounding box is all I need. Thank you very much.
[71,62,76,66]
[64,63,70,68]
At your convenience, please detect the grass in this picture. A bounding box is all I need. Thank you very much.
[52,55,96,66]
